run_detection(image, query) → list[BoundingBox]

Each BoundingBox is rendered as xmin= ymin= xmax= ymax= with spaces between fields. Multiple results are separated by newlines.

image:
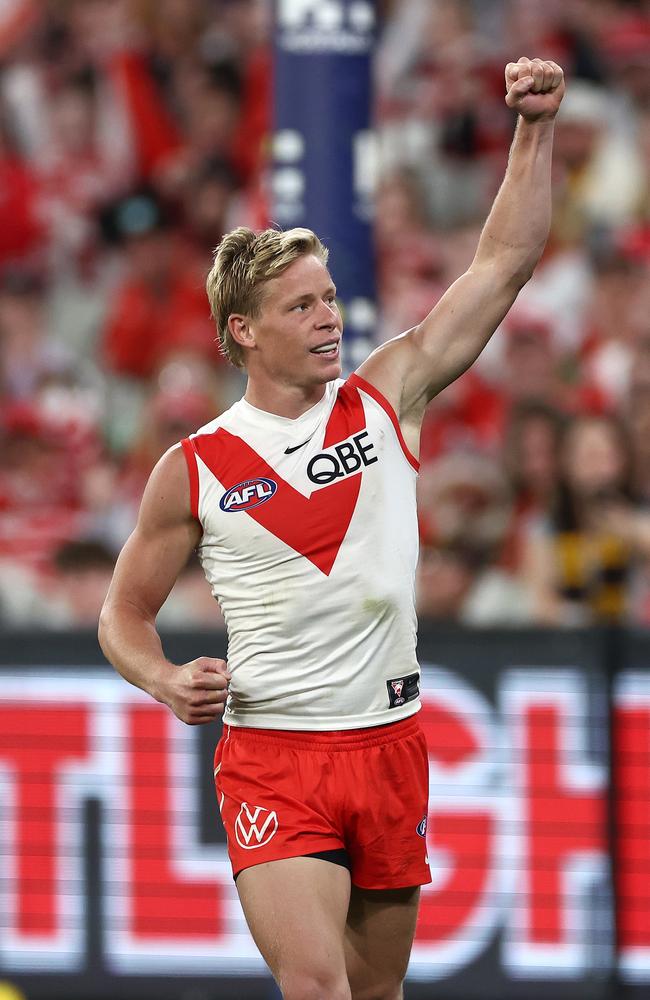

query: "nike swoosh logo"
xmin=284 ymin=438 xmax=312 ymax=455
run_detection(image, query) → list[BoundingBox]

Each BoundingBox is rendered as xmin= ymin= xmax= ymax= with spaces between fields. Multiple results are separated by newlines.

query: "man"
xmin=99 ymin=58 xmax=565 ymax=1000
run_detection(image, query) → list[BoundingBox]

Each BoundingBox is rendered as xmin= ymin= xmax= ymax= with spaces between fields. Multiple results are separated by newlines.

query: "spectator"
xmin=602 ymin=9 xmax=650 ymax=113
xmin=419 ymin=371 xmax=505 ymax=461
xmin=181 ymin=157 xmax=239 ymax=255
xmin=501 ymin=401 xmax=565 ymax=571
xmin=551 ymin=80 xmax=645 ymax=241
xmin=418 ymin=450 xmax=512 ymax=553
xmin=578 ymin=231 xmax=650 ymax=409
xmin=0 ymin=103 xmax=44 ymax=271
xmin=416 ymin=450 xmax=530 ymax=623
xmin=37 ymin=72 xmax=125 ymax=276
xmin=499 ymin=312 xmax=607 ymax=416
xmin=101 ymin=188 xmax=217 ymax=378
xmin=0 ymin=269 xmax=70 ymax=399
xmin=0 ymin=399 xmax=87 ymax=573
xmin=154 ymin=61 xmax=243 ymax=197
xmin=520 ymin=412 xmax=650 ymax=625
xmin=47 ymin=538 xmax=116 ymax=628
xmin=625 ymin=335 xmax=650 ymax=504
xmin=375 ymin=168 xmax=446 ymax=342
xmin=416 ymin=539 xmax=532 ymax=625
xmin=114 ymin=378 xmax=222 ymax=534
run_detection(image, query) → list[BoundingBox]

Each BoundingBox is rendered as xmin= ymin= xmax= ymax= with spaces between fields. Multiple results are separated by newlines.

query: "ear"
xmin=227 ymin=314 xmax=256 ymax=354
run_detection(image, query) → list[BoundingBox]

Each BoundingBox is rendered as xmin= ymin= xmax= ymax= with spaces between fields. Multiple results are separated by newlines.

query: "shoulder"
xmin=354 ymin=330 xmax=418 ymax=417
xmin=352 ymin=332 xmax=423 ymax=458
xmin=137 ymin=444 xmax=195 ymax=533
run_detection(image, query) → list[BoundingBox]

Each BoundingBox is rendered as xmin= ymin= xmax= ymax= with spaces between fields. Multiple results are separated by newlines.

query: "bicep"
xmin=358 ymin=263 xmax=520 ymax=422
xmin=103 ymin=447 xmax=202 ymax=621
xmin=404 ymin=264 xmax=519 ymax=405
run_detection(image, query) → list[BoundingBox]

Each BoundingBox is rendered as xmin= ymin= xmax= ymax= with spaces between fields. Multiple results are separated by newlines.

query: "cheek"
xmin=267 ymin=330 xmax=305 ymax=370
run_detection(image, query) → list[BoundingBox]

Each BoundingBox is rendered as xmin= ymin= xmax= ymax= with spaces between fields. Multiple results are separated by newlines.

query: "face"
xmin=505 ymin=334 xmax=554 ymax=401
xmin=562 ymin=418 xmax=627 ymax=498
xmin=416 ymin=546 xmax=472 ymax=619
xmin=236 ymin=254 xmax=343 ymax=388
xmin=126 ymin=231 xmax=173 ymax=283
xmin=61 ymin=567 xmax=114 ymax=626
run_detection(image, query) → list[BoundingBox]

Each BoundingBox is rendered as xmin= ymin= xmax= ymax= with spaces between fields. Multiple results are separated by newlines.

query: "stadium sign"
xmin=0 ymin=626 xmax=648 ymax=998
xmin=276 ymin=0 xmax=375 ymax=55
xmin=273 ymin=0 xmax=377 ymax=372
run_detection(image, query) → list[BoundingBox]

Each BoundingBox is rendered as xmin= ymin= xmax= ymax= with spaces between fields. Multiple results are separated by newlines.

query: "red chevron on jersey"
xmin=192 ymin=381 xmax=366 ymax=575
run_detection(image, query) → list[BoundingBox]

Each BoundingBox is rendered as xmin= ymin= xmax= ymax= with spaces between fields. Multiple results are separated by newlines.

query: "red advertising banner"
xmin=614 ymin=671 xmax=650 ymax=985
xmin=0 ymin=626 xmax=647 ymax=998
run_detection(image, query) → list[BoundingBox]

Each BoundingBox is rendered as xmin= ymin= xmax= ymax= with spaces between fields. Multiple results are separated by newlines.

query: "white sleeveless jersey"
xmin=181 ymin=372 xmax=421 ymax=731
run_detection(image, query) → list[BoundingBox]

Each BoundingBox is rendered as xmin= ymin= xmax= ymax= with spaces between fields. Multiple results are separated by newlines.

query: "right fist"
xmin=162 ymin=656 xmax=230 ymax=726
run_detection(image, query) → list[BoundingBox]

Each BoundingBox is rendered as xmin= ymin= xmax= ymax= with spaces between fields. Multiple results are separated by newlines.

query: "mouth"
xmin=310 ymin=339 xmax=340 ymax=360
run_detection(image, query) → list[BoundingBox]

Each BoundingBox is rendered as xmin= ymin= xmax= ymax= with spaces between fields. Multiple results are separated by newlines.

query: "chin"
xmin=318 ymin=361 xmax=342 ymax=383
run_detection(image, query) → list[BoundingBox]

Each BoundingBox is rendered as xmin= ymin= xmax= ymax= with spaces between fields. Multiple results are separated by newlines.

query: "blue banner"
xmin=273 ymin=0 xmax=378 ymax=370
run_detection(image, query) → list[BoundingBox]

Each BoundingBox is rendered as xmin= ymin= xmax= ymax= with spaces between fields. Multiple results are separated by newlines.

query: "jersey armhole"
xmin=347 ymin=373 xmax=420 ymax=472
xmin=180 ymin=437 xmax=201 ymax=522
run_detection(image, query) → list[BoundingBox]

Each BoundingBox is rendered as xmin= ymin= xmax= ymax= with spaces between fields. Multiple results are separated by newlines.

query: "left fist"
xmin=505 ymin=57 xmax=565 ymax=122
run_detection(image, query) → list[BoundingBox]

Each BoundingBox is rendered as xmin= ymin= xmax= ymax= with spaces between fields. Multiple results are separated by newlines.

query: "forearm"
xmin=98 ymin=601 xmax=176 ymax=705
xmin=474 ymin=116 xmax=555 ymax=284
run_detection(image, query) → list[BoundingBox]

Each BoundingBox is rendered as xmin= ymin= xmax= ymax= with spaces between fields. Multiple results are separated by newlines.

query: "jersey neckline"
xmin=236 ymin=380 xmax=339 ymax=431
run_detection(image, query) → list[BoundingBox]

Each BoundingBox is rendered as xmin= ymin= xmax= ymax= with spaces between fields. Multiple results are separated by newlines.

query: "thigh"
xmin=237 ymin=856 xmax=352 ymax=997
xmin=343 ymin=719 xmax=431 ymax=891
xmin=344 ymin=885 xmax=420 ymax=1000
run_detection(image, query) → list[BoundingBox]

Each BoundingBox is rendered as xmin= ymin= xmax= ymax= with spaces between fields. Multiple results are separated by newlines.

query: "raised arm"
xmin=98 ymin=445 xmax=230 ymax=725
xmin=358 ymin=57 xmax=565 ymax=452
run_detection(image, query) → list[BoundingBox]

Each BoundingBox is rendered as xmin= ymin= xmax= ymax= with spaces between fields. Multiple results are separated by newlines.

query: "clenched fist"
xmin=160 ymin=656 xmax=231 ymax=726
xmin=505 ymin=57 xmax=565 ymax=122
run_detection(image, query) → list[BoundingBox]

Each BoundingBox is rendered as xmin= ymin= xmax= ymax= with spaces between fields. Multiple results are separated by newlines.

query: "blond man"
xmin=100 ymin=58 xmax=565 ymax=1000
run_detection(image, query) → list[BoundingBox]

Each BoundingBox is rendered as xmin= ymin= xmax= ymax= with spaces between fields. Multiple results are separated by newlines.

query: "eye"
xmin=292 ymin=302 xmax=309 ymax=312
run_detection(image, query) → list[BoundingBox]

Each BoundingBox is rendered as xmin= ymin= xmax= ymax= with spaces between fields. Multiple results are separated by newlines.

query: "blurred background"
xmin=1 ymin=0 xmax=650 ymax=998
xmin=0 ymin=0 xmax=649 ymax=631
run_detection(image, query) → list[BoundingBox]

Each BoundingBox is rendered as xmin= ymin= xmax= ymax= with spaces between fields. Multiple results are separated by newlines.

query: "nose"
xmin=316 ymin=299 xmax=338 ymax=328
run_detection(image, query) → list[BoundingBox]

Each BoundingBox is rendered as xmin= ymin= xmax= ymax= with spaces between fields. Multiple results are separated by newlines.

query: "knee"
xmin=280 ymin=968 xmax=351 ymax=1000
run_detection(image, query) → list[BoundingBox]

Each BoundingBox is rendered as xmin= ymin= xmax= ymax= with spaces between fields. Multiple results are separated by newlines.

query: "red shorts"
xmin=213 ymin=713 xmax=431 ymax=890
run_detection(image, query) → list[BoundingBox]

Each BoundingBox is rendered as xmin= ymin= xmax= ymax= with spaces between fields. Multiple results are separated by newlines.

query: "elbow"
xmin=97 ymin=615 xmax=107 ymax=657
xmin=496 ymin=258 xmax=537 ymax=298
xmin=512 ymin=254 xmax=543 ymax=291
xmin=514 ymin=240 xmax=547 ymax=288
xmin=97 ymin=602 xmax=113 ymax=659
xmin=512 ymin=267 xmax=535 ymax=292
xmin=505 ymin=251 xmax=541 ymax=291
xmin=480 ymin=241 xmax=546 ymax=291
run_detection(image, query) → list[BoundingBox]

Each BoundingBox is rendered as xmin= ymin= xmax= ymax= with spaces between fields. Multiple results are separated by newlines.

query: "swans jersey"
xmin=181 ymin=372 xmax=421 ymax=731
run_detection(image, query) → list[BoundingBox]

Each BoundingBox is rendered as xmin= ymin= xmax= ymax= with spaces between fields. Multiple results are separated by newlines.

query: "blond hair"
xmin=206 ymin=226 xmax=329 ymax=368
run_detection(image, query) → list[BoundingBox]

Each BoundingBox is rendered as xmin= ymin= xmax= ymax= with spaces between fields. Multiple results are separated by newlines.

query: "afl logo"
xmin=220 ymin=478 xmax=277 ymax=512
xmin=416 ymin=816 xmax=428 ymax=837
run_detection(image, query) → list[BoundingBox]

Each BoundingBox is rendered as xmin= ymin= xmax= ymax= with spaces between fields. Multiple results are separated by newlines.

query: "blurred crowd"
xmin=1 ymin=0 xmax=650 ymax=630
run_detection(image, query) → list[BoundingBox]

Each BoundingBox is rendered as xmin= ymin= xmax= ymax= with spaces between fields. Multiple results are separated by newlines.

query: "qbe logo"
xmin=307 ymin=429 xmax=377 ymax=485
xmin=277 ymin=0 xmax=375 ymax=55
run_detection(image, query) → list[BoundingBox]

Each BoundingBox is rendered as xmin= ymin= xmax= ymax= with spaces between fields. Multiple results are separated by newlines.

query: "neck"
xmin=243 ymin=372 xmax=328 ymax=418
